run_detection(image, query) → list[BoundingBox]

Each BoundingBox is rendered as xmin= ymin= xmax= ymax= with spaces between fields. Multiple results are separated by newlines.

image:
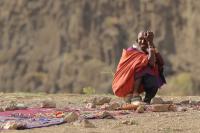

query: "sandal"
xmin=131 ymin=96 xmax=142 ymax=103
xmin=123 ymin=94 xmax=133 ymax=104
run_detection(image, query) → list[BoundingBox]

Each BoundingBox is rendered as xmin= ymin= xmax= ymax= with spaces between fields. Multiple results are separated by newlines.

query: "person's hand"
xmin=146 ymin=31 xmax=154 ymax=48
xmin=146 ymin=31 xmax=154 ymax=42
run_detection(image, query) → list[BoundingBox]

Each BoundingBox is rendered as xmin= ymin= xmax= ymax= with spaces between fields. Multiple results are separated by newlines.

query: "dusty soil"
xmin=1 ymin=93 xmax=200 ymax=133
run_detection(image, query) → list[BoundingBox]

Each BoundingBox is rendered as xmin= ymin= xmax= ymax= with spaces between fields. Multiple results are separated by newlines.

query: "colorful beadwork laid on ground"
xmin=0 ymin=108 xmax=66 ymax=129
xmin=0 ymin=99 xmax=200 ymax=130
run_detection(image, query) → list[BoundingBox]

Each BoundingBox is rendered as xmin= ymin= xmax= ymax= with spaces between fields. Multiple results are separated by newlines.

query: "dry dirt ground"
xmin=0 ymin=93 xmax=200 ymax=133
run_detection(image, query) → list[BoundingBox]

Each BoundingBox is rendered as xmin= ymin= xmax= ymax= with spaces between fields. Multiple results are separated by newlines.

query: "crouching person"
xmin=112 ymin=31 xmax=166 ymax=104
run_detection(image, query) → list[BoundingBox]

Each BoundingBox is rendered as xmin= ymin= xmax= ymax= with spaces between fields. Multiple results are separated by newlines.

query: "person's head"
xmin=136 ymin=31 xmax=148 ymax=52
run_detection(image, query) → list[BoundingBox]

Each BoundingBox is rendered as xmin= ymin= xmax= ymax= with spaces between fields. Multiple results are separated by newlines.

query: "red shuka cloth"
xmin=112 ymin=49 xmax=149 ymax=97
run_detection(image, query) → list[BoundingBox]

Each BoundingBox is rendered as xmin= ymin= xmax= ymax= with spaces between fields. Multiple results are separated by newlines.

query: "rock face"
xmin=0 ymin=0 xmax=199 ymax=93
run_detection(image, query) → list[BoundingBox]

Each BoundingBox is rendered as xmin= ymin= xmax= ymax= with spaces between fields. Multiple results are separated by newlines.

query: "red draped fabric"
xmin=112 ymin=49 xmax=149 ymax=97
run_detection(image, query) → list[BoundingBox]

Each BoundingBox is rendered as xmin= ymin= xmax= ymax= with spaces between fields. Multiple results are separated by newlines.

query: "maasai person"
xmin=112 ymin=31 xmax=166 ymax=104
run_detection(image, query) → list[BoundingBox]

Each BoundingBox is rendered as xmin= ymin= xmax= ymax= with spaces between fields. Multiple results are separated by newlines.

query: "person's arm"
xmin=155 ymin=52 xmax=164 ymax=66
xmin=146 ymin=31 xmax=156 ymax=67
xmin=155 ymin=51 xmax=165 ymax=74
xmin=147 ymin=43 xmax=156 ymax=67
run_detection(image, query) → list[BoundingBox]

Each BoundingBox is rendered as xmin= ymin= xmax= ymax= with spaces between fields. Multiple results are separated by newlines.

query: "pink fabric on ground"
xmin=0 ymin=108 xmax=58 ymax=117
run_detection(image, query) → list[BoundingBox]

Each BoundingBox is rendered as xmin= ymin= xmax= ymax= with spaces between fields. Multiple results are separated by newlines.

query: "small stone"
xmin=120 ymin=103 xmax=138 ymax=110
xmin=100 ymin=102 xmax=121 ymax=110
xmin=99 ymin=111 xmax=114 ymax=119
xmin=93 ymin=97 xmax=112 ymax=105
xmin=63 ymin=112 xmax=79 ymax=123
xmin=100 ymin=103 xmax=109 ymax=110
xmin=164 ymin=101 xmax=173 ymax=104
xmin=0 ymin=107 xmax=4 ymax=112
xmin=121 ymin=120 xmax=129 ymax=124
xmin=131 ymin=101 xmax=143 ymax=106
xmin=121 ymin=120 xmax=138 ymax=125
xmin=189 ymin=100 xmax=199 ymax=105
xmin=85 ymin=103 xmax=96 ymax=109
xmin=136 ymin=105 xmax=145 ymax=113
xmin=197 ymin=101 xmax=200 ymax=105
xmin=40 ymin=100 xmax=56 ymax=108
xmin=3 ymin=121 xmax=26 ymax=129
xmin=176 ymin=106 xmax=187 ymax=112
xmin=16 ymin=103 xmax=28 ymax=110
xmin=151 ymin=104 xmax=171 ymax=112
xmin=83 ymin=100 xmax=88 ymax=103
xmin=81 ymin=119 xmax=96 ymax=128
xmin=168 ymin=104 xmax=177 ymax=111
xmin=151 ymin=97 xmax=164 ymax=104
xmin=180 ymin=100 xmax=189 ymax=105
xmin=3 ymin=103 xmax=18 ymax=111
xmin=109 ymin=102 xmax=121 ymax=110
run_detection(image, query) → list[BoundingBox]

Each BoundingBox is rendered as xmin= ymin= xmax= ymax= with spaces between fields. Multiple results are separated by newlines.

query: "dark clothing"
xmin=142 ymin=74 xmax=159 ymax=103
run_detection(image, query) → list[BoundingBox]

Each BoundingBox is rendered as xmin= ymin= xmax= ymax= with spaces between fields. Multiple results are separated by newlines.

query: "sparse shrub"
xmin=26 ymin=72 xmax=48 ymax=83
xmin=101 ymin=67 xmax=115 ymax=77
xmin=159 ymin=72 xmax=195 ymax=96
xmin=82 ymin=86 xmax=96 ymax=95
xmin=103 ymin=17 xmax=119 ymax=27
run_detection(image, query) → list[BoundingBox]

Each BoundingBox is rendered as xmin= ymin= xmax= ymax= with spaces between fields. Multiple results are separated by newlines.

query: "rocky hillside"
xmin=0 ymin=0 xmax=199 ymax=94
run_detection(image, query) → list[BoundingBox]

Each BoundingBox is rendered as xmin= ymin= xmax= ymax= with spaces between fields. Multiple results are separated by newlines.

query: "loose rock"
xmin=176 ymin=106 xmax=187 ymax=112
xmin=151 ymin=104 xmax=171 ymax=112
xmin=180 ymin=100 xmax=189 ymax=105
xmin=136 ymin=105 xmax=145 ymax=113
xmin=92 ymin=97 xmax=111 ymax=105
xmin=164 ymin=100 xmax=173 ymax=104
xmin=3 ymin=101 xmax=18 ymax=111
xmin=151 ymin=97 xmax=164 ymax=104
xmin=189 ymin=100 xmax=200 ymax=105
xmin=100 ymin=102 xmax=121 ymax=110
xmin=40 ymin=100 xmax=56 ymax=108
xmin=99 ymin=111 xmax=114 ymax=119
xmin=121 ymin=119 xmax=138 ymax=125
xmin=2 ymin=121 xmax=26 ymax=129
xmin=63 ymin=112 xmax=79 ymax=123
xmin=81 ymin=119 xmax=96 ymax=128
xmin=16 ymin=103 xmax=28 ymax=110
xmin=131 ymin=101 xmax=144 ymax=106
xmin=85 ymin=103 xmax=96 ymax=109
xmin=0 ymin=107 xmax=4 ymax=112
